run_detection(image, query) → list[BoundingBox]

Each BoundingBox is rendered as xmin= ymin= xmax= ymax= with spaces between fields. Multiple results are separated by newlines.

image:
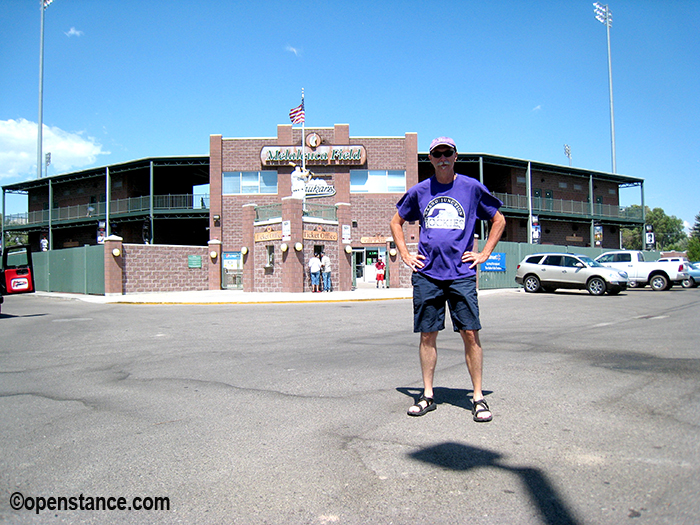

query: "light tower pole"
xmin=593 ymin=2 xmax=616 ymax=173
xmin=37 ymin=0 xmax=54 ymax=179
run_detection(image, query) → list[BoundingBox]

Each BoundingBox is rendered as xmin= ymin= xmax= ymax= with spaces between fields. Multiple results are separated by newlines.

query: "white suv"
xmin=515 ymin=253 xmax=628 ymax=296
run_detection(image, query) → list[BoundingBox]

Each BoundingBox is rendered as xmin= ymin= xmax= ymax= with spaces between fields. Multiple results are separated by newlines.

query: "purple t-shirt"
xmin=396 ymin=174 xmax=502 ymax=280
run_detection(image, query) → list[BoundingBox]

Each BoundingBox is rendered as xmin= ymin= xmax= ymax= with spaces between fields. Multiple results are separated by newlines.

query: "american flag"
xmin=289 ymin=101 xmax=305 ymax=124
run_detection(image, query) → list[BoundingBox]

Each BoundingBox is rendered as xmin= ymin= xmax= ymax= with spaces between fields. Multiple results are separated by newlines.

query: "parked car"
xmin=682 ymin=262 xmax=700 ymax=288
xmin=515 ymin=253 xmax=628 ymax=296
xmin=594 ymin=250 xmax=689 ymax=291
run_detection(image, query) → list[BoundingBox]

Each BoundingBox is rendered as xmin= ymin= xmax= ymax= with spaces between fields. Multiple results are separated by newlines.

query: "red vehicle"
xmin=1 ymin=245 xmax=35 ymax=315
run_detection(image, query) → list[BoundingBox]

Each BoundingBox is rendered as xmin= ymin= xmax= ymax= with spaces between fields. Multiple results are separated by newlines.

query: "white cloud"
xmin=0 ymin=118 xmax=106 ymax=181
xmin=532 ymin=105 xmax=542 ymax=111
xmin=65 ymin=27 xmax=83 ymax=37
xmin=286 ymin=45 xmax=301 ymax=56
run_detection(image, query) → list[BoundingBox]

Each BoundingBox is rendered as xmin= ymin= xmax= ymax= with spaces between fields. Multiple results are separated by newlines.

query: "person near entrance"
xmin=389 ymin=136 xmax=506 ymax=422
xmin=320 ymin=251 xmax=332 ymax=292
xmin=375 ymin=257 xmax=386 ymax=288
xmin=308 ymin=252 xmax=322 ymax=293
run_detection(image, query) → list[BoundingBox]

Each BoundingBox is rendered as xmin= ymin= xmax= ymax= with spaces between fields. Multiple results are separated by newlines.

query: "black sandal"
xmin=407 ymin=395 xmax=436 ymax=417
xmin=471 ymin=398 xmax=492 ymax=422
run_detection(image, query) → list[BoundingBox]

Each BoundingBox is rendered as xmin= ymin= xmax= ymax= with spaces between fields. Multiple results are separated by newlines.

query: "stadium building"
xmin=2 ymin=122 xmax=645 ymax=294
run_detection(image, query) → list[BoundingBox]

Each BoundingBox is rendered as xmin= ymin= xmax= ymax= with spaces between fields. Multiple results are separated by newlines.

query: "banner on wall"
xmin=480 ymin=252 xmax=506 ymax=272
xmin=594 ymin=225 xmax=603 ymax=247
xmin=531 ymin=216 xmax=541 ymax=244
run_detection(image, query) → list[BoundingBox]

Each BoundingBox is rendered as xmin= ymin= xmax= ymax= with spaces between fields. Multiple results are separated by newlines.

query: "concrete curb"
xmin=33 ymin=287 xmax=517 ymax=305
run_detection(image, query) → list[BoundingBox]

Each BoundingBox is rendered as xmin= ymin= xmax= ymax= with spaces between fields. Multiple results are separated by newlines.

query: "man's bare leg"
xmin=460 ymin=329 xmax=492 ymax=421
xmin=407 ymin=331 xmax=438 ymax=414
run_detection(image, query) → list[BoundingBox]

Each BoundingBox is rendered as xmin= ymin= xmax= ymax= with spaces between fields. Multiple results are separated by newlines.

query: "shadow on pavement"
xmin=397 ymin=386 xmax=493 ymax=411
xmin=409 ymin=442 xmax=581 ymax=525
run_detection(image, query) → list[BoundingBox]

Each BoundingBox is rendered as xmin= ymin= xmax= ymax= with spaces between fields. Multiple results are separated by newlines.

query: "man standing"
xmin=320 ymin=251 xmax=332 ymax=292
xmin=390 ymin=137 xmax=506 ymax=422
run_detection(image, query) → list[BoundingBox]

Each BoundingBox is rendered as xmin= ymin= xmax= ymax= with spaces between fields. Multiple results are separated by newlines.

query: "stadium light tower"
xmin=593 ymin=2 xmax=616 ymax=174
xmin=37 ymin=0 xmax=54 ymax=179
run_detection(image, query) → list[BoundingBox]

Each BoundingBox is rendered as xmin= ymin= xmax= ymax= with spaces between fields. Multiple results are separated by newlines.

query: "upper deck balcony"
xmin=3 ymin=194 xmax=210 ymax=230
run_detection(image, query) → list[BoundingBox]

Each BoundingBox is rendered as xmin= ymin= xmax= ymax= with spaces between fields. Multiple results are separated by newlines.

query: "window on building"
xmin=558 ymin=182 xmax=568 ymax=189
xmin=222 ymin=171 xmax=278 ymax=195
xmin=350 ymin=170 xmax=405 ymax=193
xmin=573 ymin=183 xmax=583 ymax=191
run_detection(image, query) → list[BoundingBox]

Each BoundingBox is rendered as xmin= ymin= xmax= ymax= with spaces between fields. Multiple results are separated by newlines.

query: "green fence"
xmin=477 ymin=241 xmax=661 ymax=290
xmin=26 ymin=242 xmax=664 ymax=295
xmin=32 ymin=245 xmax=105 ymax=295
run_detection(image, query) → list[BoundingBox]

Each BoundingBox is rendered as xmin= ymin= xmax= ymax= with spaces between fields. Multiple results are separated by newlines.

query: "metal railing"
xmin=4 ymin=191 xmax=641 ymax=228
xmin=304 ymin=203 xmax=337 ymax=221
xmin=492 ymin=192 xmax=643 ymax=220
xmin=255 ymin=204 xmax=282 ymax=222
xmin=3 ymin=194 xmax=210 ymax=227
xmin=253 ymin=202 xmax=337 ymax=223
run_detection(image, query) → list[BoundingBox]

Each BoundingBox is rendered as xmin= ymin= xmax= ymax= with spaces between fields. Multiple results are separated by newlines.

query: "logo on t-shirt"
xmin=423 ymin=197 xmax=466 ymax=229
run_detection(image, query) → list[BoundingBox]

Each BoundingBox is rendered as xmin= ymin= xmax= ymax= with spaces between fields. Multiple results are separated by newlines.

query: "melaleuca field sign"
xmin=260 ymin=145 xmax=366 ymax=166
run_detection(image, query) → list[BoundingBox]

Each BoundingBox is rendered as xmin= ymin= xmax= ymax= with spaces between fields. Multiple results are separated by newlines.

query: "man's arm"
xmin=390 ymin=212 xmax=425 ymax=271
xmin=461 ymin=211 xmax=506 ymax=268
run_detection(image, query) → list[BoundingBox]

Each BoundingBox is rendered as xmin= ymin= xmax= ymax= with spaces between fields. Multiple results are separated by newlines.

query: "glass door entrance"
xmin=352 ymin=247 xmax=386 ymax=284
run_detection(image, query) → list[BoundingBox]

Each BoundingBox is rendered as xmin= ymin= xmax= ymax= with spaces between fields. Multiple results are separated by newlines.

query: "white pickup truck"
xmin=594 ymin=250 xmax=689 ymax=291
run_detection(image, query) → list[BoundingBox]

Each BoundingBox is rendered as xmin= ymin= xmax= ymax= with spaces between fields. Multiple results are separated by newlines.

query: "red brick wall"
xmin=209 ymin=135 xmax=223 ymax=242
xmin=121 ymin=244 xmax=209 ymax=293
xmin=349 ymin=194 xmax=399 ymax=241
xmin=222 ymin=195 xmax=279 ymax=250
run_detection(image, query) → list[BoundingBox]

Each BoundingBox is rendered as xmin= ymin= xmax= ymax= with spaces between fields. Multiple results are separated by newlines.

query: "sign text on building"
xmin=261 ymin=145 xmax=367 ymax=165
xmin=255 ymin=230 xmax=283 ymax=242
xmin=303 ymin=230 xmax=338 ymax=241
xmin=360 ymin=236 xmax=387 ymax=244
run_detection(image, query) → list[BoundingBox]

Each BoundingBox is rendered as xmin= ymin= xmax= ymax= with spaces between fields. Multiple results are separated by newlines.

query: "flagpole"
xmin=301 ymin=88 xmax=305 ymax=172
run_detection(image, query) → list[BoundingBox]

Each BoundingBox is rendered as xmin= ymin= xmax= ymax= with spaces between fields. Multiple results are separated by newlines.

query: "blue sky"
xmin=2 ymin=0 xmax=699 ymax=230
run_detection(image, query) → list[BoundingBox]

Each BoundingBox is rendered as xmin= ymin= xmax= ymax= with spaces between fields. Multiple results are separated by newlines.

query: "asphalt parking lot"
xmin=1 ymin=287 xmax=699 ymax=524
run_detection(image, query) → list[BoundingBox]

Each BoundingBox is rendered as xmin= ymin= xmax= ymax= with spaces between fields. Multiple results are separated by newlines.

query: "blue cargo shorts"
xmin=412 ymin=272 xmax=481 ymax=333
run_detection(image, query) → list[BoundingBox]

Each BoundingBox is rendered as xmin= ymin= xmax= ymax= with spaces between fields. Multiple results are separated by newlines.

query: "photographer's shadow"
xmin=409 ymin=442 xmax=581 ymax=525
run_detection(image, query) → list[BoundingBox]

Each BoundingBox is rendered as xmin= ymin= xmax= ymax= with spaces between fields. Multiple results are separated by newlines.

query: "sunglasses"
xmin=431 ymin=149 xmax=455 ymax=158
